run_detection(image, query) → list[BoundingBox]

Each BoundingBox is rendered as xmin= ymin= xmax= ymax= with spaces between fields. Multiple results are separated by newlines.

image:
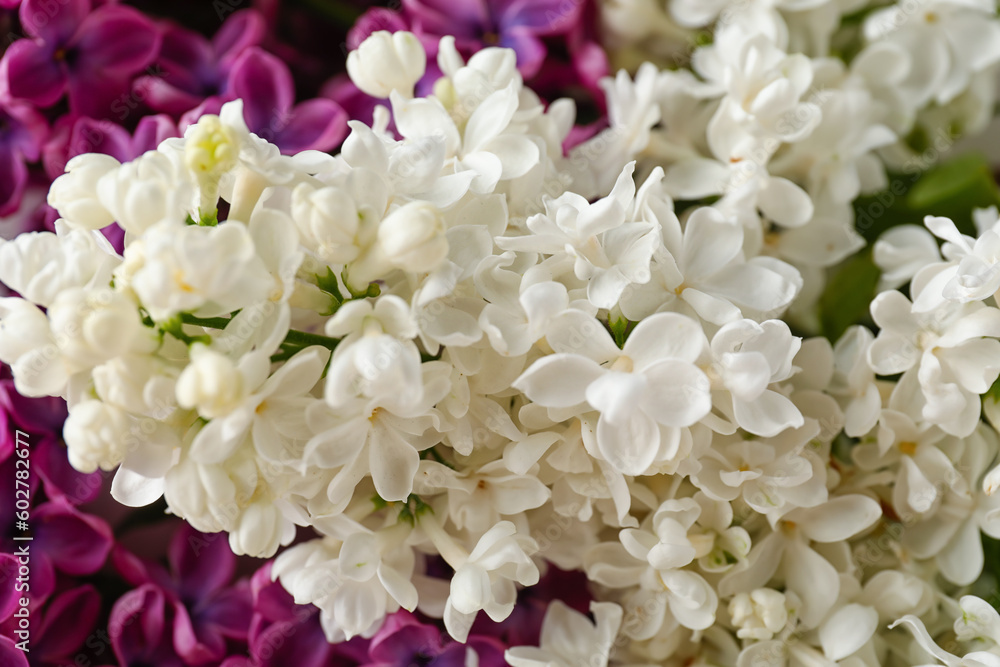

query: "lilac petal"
xmin=33 ymin=436 xmax=102 ymax=505
xmin=197 ymin=581 xmax=253 ymax=639
xmin=133 ymin=74 xmax=207 ymax=117
xmin=31 ymin=552 xmax=56 ymax=601
xmin=229 ymin=47 xmax=294 ymax=134
xmin=65 ymin=71 xmax=134 ymax=119
xmin=0 ymin=554 xmax=19 ymax=622
xmin=111 ymin=544 xmax=173 ymax=590
xmin=169 ymin=525 xmax=235 ymax=599
xmin=213 ymin=9 xmax=266 ymax=64
xmin=35 ymin=585 xmax=100 ymax=660
xmin=465 ymin=636 xmax=508 ymax=667
xmin=72 ymin=5 xmax=160 ymax=75
xmin=347 ymin=8 xmax=409 ymax=50
xmin=499 ymin=28 xmax=547 ymax=78
xmin=572 ymin=40 xmax=610 ymax=92
xmin=2 ymin=101 xmax=48 ymax=161
xmin=252 ymin=617 xmax=335 ymax=667
xmin=68 ymin=117 xmax=131 ymax=160
xmin=110 ymin=585 xmax=168 ymax=665
xmin=0 ymin=379 xmax=65 ymax=433
xmin=1 ymin=39 xmax=67 ymax=107
xmin=432 ymin=644 xmax=472 ymax=667
xmin=19 ymin=0 xmax=88 ymax=43
xmin=220 ymin=658 xmax=253 ymax=667
xmin=402 ymin=0 xmax=487 ymax=38
xmin=500 ymin=0 xmax=583 ymax=35
xmin=34 ymin=499 xmax=112 ymax=576
xmin=0 ymin=636 xmax=29 ymax=667
xmin=0 ymin=140 xmax=29 ymax=217
xmin=131 ymin=114 xmax=180 ymax=155
xmin=321 ymin=75 xmax=381 ymax=127
xmin=368 ymin=612 xmax=443 ymax=663
xmin=250 ymin=563 xmax=300 ymax=623
xmin=173 ymin=599 xmax=227 ymax=664
xmin=273 ymin=99 xmax=348 ymax=154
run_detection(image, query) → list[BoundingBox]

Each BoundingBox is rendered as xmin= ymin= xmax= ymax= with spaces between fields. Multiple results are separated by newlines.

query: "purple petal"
xmin=65 ymin=71 xmax=134 ymax=119
xmin=18 ymin=0 xmax=88 ymax=43
xmin=172 ymin=599 xmax=227 ymax=664
xmin=228 ymin=47 xmax=294 ymax=135
xmin=111 ymin=585 xmax=169 ymax=666
xmin=250 ymin=563 xmax=299 ymax=623
xmin=251 ymin=617 xmax=335 ymax=667
xmin=273 ymin=99 xmax=348 ymax=154
xmin=0 ymin=379 xmax=66 ymax=433
xmin=368 ymin=614 xmax=443 ymax=663
xmin=0 ymin=636 xmax=29 ymax=667
xmin=67 ymin=117 xmax=133 ymax=165
xmin=31 ymin=552 xmax=56 ymax=601
xmin=33 ymin=436 xmax=102 ymax=505
xmin=500 ymin=0 xmax=583 ymax=35
xmin=196 ymin=581 xmax=253 ymax=639
xmin=1 ymin=101 xmax=48 ymax=161
xmin=130 ymin=114 xmax=180 ymax=155
xmin=0 ymin=141 xmax=29 ymax=217
xmin=0 ymin=554 xmax=20 ymax=622
xmin=465 ymin=636 xmax=508 ymax=667
xmin=72 ymin=5 xmax=160 ymax=75
xmin=499 ymin=28 xmax=547 ymax=78
xmin=347 ymin=8 xmax=410 ymax=50
xmin=213 ymin=9 xmax=266 ymax=64
xmin=33 ymin=499 xmax=112 ymax=576
xmin=132 ymin=75 xmax=207 ymax=117
xmin=35 ymin=585 xmax=100 ymax=660
xmin=402 ymin=0 xmax=487 ymax=38
xmin=1 ymin=39 xmax=67 ymax=107
xmin=169 ymin=524 xmax=235 ymax=599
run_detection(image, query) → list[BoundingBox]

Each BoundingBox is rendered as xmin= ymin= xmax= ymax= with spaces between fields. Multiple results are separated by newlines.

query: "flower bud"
xmin=64 ymin=400 xmax=130 ymax=473
xmin=377 ymin=201 xmax=449 ymax=273
xmin=48 ymin=287 xmax=145 ymax=369
xmin=97 ymin=150 xmax=195 ymax=235
xmin=347 ymin=30 xmax=426 ymax=99
xmin=175 ymin=344 xmax=245 ymax=419
xmin=291 ymin=182 xmax=362 ymax=264
xmin=729 ymin=588 xmax=789 ymax=640
xmin=229 ymin=500 xmax=291 ymax=558
xmin=48 ymin=154 xmax=120 ymax=230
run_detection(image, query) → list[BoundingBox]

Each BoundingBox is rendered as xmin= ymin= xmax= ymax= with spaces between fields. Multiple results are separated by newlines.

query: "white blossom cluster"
xmin=2 ymin=1 xmax=1000 ymax=663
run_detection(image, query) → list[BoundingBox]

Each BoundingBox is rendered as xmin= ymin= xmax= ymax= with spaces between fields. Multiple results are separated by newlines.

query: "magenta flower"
xmin=42 ymin=113 xmax=179 ymax=180
xmin=0 ymin=374 xmax=101 ymax=504
xmin=2 ymin=585 xmax=102 ymax=666
xmin=0 ymin=100 xmax=46 ymax=216
xmin=363 ymin=611 xmax=507 ymax=667
xmin=1 ymin=0 xmax=161 ymax=118
xmin=135 ymin=9 xmax=265 ymax=117
xmin=112 ymin=524 xmax=253 ymax=665
xmin=181 ymin=47 xmax=348 ymax=155
xmin=109 ymin=584 xmax=187 ymax=667
xmin=0 ymin=493 xmax=112 ymax=600
xmin=242 ymin=562 xmax=369 ymax=667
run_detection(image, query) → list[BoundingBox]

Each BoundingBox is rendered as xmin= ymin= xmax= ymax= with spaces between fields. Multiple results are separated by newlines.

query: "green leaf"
xmin=906 ymin=152 xmax=1000 ymax=231
xmin=609 ymin=315 xmax=630 ymax=349
xmin=819 ymin=249 xmax=881 ymax=342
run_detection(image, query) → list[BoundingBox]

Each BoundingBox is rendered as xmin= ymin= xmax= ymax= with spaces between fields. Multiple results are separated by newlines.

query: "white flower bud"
xmin=291 ymin=182 xmax=362 ymax=264
xmin=47 ymin=154 xmax=120 ymax=230
xmin=64 ymin=400 xmax=130 ymax=473
xmin=48 ymin=287 xmax=146 ymax=370
xmin=729 ymin=588 xmax=789 ymax=640
xmin=97 ymin=150 xmax=195 ymax=235
xmin=93 ymin=354 xmax=178 ymax=419
xmin=175 ymin=344 xmax=245 ymax=419
xmin=377 ymin=201 xmax=448 ymax=273
xmin=229 ymin=500 xmax=291 ymax=558
xmin=347 ymin=30 xmax=426 ymax=99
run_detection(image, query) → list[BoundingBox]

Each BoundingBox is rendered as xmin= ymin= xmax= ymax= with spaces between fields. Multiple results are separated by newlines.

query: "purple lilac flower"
xmin=363 ymin=610 xmax=507 ymax=667
xmin=181 ymin=46 xmax=348 ymax=154
xmin=238 ymin=561 xmax=369 ymax=667
xmin=135 ymin=9 xmax=266 ymax=117
xmin=0 ymin=100 xmax=46 ymax=216
xmin=112 ymin=524 xmax=253 ymax=665
xmin=9 ymin=585 xmax=102 ymax=666
xmin=1 ymin=0 xmax=161 ymax=118
xmin=109 ymin=584 xmax=187 ymax=667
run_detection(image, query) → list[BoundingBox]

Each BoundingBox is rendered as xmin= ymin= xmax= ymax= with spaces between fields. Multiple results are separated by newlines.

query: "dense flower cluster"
xmin=3 ymin=0 xmax=1000 ymax=665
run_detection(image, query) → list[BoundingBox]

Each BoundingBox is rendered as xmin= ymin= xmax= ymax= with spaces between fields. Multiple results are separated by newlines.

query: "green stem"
xmin=181 ymin=313 xmax=235 ymax=329
xmin=282 ymin=329 xmax=342 ymax=351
